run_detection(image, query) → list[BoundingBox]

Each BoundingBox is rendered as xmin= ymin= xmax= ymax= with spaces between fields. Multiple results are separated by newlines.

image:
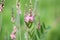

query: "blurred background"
xmin=0 ymin=0 xmax=60 ymax=40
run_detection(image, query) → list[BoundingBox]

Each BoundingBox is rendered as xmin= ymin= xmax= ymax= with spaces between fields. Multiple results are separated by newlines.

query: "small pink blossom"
xmin=10 ymin=26 xmax=17 ymax=40
xmin=25 ymin=14 xmax=30 ymax=22
xmin=10 ymin=33 xmax=16 ymax=40
xmin=29 ymin=15 xmax=34 ymax=22
xmin=24 ymin=13 xmax=34 ymax=23
xmin=0 ymin=4 xmax=2 ymax=12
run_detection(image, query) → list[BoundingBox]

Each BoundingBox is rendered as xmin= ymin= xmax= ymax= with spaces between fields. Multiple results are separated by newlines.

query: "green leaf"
xmin=40 ymin=25 xmax=44 ymax=33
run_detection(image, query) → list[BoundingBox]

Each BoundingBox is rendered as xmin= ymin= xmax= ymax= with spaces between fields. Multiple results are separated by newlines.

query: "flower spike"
xmin=11 ymin=8 xmax=15 ymax=23
xmin=0 ymin=0 xmax=5 ymax=12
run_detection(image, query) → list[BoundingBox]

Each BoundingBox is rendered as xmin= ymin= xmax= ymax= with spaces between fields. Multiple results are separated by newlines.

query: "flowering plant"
xmin=24 ymin=13 xmax=34 ymax=28
xmin=10 ymin=26 xmax=17 ymax=40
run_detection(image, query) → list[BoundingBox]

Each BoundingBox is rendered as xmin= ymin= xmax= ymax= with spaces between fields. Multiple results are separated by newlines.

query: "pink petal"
xmin=10 ymin=34 xmax=16 ymax=39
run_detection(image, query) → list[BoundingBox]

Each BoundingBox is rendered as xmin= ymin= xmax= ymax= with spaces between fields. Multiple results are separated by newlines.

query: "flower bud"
xmin=11 ymin=17 xmax=15 ymax=23
xmin=0 ymin=4 xmax=2 ymax=12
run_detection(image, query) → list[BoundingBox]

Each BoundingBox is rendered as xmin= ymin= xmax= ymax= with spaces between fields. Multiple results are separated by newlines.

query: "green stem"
xmin=15 ymin=13 xmax=21 ymax=40
xmin=0 ymin=13 xmax=2 ymax=32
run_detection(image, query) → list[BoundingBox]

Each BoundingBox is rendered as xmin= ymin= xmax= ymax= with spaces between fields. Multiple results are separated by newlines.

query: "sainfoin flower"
xmin=24 ymin=13 xmax=34 ymax=23
xmin=10 ymin=25 xmax=17 ymax=40
xmin=10 ymin=33 xmax=16 ymax=40
xmin=13 ymin=26 xmax=17 ymax=33
xmin=11 ymin=17 xmax=15 ymax=23
xmin=16 ymin=2 xmax=21 ymax=15
xmin=0 ymin=4 xmax=2 ymax=12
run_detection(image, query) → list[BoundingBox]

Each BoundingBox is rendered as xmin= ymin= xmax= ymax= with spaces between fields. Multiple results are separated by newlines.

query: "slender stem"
xmin=0 ymin=13 xmax=2 ymax=32
xmin=15 ymin=13 xmax=21 ymax=40
xmin=33 ymin=0 xmax=38 ymax=12
xmin=16 ymin=0 xmax=21 ymax=39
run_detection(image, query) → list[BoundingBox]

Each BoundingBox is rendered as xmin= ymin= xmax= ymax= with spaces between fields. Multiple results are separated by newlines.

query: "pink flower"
xmin=10 ymin=26 xmax=17 ymax=40
xmin=25 ymin=14 xmax=30 ymax=22
xmin=0 ymin=4 xmax=2 ymax=12
xmin=10 ymin=33 xmax=16 ymax=40
xmin=25 ymin=13 xmax=34 ymax=23
xmin=29 ymin=15 xmax=34 ymax=22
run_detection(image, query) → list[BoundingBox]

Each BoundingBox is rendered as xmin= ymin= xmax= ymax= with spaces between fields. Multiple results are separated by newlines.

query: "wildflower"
xmin=0 ymin=0 xmax=5 ymax=12
xmin=11 ymin=17 xmax=15 ymax=23
xmin=25 ymin=13 xmax=30 ymax=23
xmin=16 ymin=2 xmax=20 ymax=9
xmin=13 ymin=25 xmax=17 ymax=33
xmin=11 ymin=8 xmax=15 ymax=23
xmin=29 ymin=13 xmax=34 ymax=22
xmin=0 ymin=4 xmax=2 ymax=12
xmin=24 ymin=13 xmax=34 ymax=28
xmin=25 ymin=13 xmax=34 ymax=23
xmin=10 ymin=33 xmax=16 ymax=40
xmin=10 ymin=25 xmax=17 ymax=40
xmin=16 ymin=1 xmax=21 ymax=15
xmin=24 ymin=0 xmax=34 ymax=28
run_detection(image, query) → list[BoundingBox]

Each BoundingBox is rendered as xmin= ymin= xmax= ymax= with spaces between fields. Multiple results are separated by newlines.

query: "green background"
xmin=0 ymin=0 xmax=60 ymax=40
